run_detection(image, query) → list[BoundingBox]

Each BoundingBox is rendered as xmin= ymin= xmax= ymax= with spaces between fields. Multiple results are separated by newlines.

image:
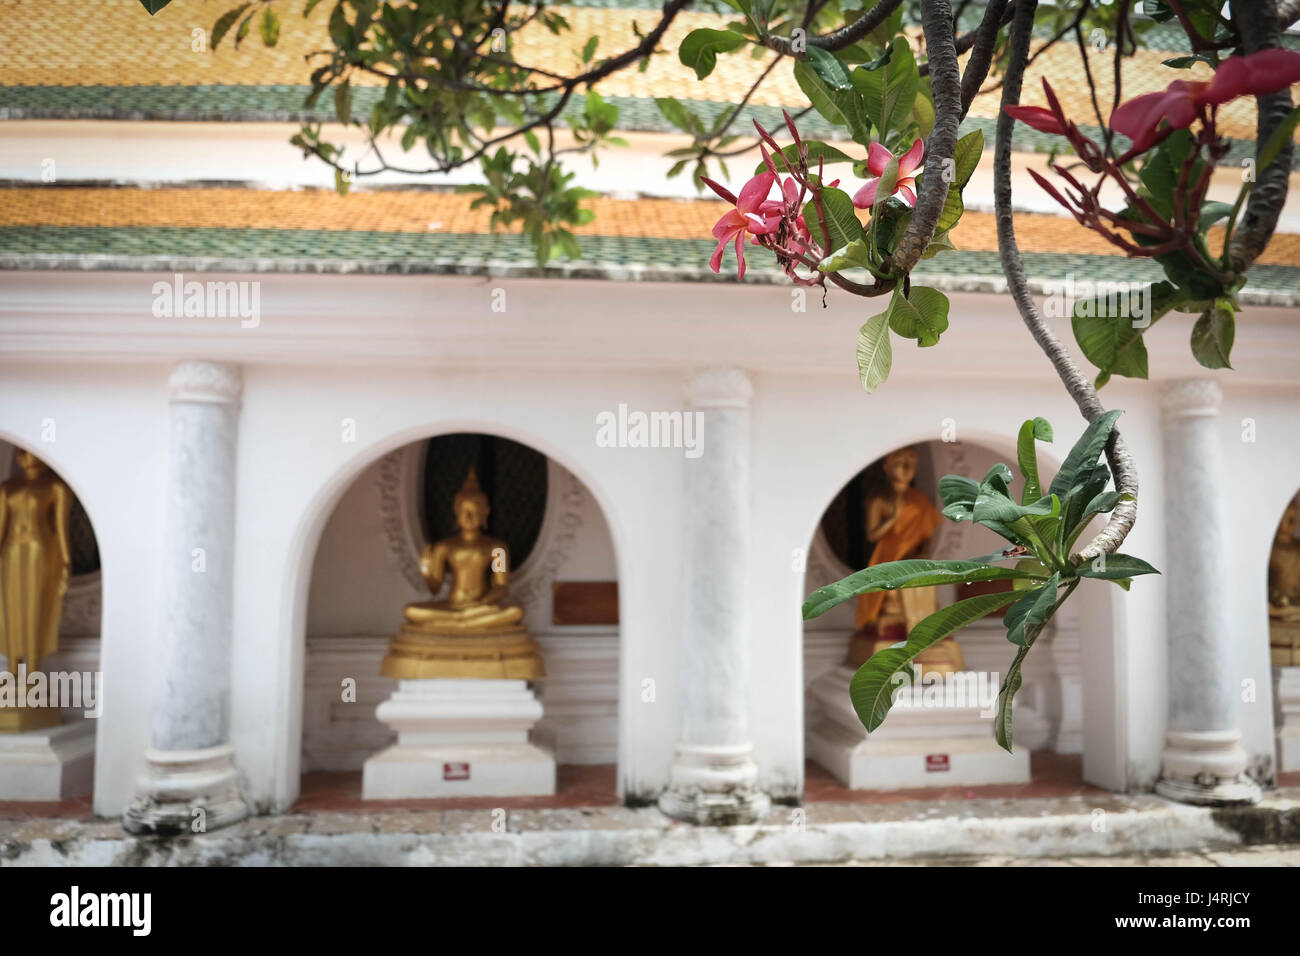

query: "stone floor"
xmin=4 ymin=785 xmax=1298 ymax=866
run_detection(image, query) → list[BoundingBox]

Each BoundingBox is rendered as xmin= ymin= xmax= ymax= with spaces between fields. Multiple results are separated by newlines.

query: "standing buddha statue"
xmin=846 ymin=446 xmax=965 ymax=674
xmin=0 ymin=450 xmax=72 ymax=732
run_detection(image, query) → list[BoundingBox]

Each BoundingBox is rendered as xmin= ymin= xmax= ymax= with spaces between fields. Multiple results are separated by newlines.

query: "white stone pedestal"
xmin=806 ymin=666 xmax=1030 ymax=789
xmin=0 ymin=718 xmax=95 ymax=801
xmin=363 ymin=679 xmax=555 ymax=799
xmin=1275 ymin=667 xmax=1300 ymax=773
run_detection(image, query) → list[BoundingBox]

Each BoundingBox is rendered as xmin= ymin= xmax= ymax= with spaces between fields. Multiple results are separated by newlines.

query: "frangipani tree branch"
xmin=882 ymin=0 xmax=963 ymax=275
xmin=994 ymin=0 xmax=1138 ymax=562
xmin=1228 ymin=0 xmax=1295 ymax=271
xmin=762 ymin=0 xmax=903 ymax=55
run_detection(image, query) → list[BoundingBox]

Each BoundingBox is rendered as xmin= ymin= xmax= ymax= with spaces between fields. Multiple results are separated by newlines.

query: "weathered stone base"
xmin=6 ymin=790 xmax=1300 ymax=866
xmin=122 ymin=744 xmax=248 ymax=837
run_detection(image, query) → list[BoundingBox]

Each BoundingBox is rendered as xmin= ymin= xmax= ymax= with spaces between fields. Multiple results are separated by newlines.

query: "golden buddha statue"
xmin=846 ymin=447 xmax=965 ymax=674
xmin=1269 ymin=496 xmax=1300 ymax=667
xmin=381 ymin=468 xmax=544 ymax=680
xmin=0 ymin=450 xmax=72 ymax=732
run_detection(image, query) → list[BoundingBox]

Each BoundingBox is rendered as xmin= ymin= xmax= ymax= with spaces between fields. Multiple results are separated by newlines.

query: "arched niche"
xmin=1267 ymin=491 xmax=1300 ymax=777
xmin=801 ymin=437 xmax=1086 ymax=792
xmin=0 ymin=437 xmax=102 ymax=803
xmin=297 ymin=429 xmax=621 ymax=802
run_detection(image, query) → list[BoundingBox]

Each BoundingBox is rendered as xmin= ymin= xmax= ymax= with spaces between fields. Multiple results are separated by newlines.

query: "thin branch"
xmin=762 ymin=0 xmax=903 ymax=54
xmin=959 ymin=0 xmax=1011 ymax=115
xmin=994 ymin=0 xmax=1138 ymax=562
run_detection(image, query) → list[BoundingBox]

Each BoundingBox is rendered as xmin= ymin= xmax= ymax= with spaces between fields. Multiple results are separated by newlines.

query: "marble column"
xmin=659 ymin=367 xmax=770 ymax=825
xmin=124 ymin=361 xmax=249 ymax=835
xmin=1155 ymin=379 xmax=1260 ymax=805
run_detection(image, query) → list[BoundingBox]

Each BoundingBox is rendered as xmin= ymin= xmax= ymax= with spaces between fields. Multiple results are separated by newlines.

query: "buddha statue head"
xmin=13 ymin=448 xmax=48 ymax=480
xmin=452 ymin=468 xmax=490 ymax=535
xmin=881 ymin=447 xmax=919 ymax=493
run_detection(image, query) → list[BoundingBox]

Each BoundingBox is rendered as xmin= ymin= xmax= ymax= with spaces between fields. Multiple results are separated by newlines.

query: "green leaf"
xmin=994 ymin=644 xmax=1030 ymax=752
xmin=755 ymin=142 xmax=855 ymax=176
xmin=211 ymin=3 xmax=252 ymax=50
xmin=259 ymin=6 xmax=281 ymax=46
xmin=655 ymin=97 xmax=692 ymax=132
xmin=850 ymin=589 xmax=1025 ymax=731
xmin=1004 ymin=573 xmax=1061 ymax=646
xmin=856 ymin=311 xmax=892 ymax=395
xmin=851 ymin=36 xmax=917 ymax=141
xmin=887 ymin=286 xmax=949 ymax=347
xmin=236 ymin=10 xmax=253 ymax=45
xmin=819 ymin=239 xmax=872 ymax=272
xmin=934 ymin=186 xmax=964 ymax=233
xmin=1190 ymin=299 xmax=1235 ymax=370
xmin=803 ymin=559 xmax=1048 ymax=620
xmin=804 ymin=187 xmax=864 ymax=253
xmin=1016 ymin=417 xmax=1054 ymax=504
xmin=1049 ymin=410 xmax=1123 ymax=500
xmin=1076 ymin=553 xmax=1160 ymax=580
xmin=950 ymin=128 xmax=984 ymax=190
xmin=1258 ymin=103 xmax=1300 ymax=175
xmin=581 ymin=35 xmax=599 ymax=63
xmin=973 ymin=492 xmax=1060 ymax=526
xmin=1070 ymin=280 xmax=1183 ymax=385
xmin=937 ymin=474 xmax=979 ymax=511
xmin=795 ymin=61 xmax=872 ymax=143
xmin=138 ymin=0 xmax=172 ymax=13
xmin=335 ymin=79 xmax=353 ymax=124
xmin=678 ymin=28 xmax=747 ymax=80
xmin=806 ymin=46 xmax=853 ymax=91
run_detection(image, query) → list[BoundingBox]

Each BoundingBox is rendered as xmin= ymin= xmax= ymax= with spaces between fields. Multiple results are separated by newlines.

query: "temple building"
xmin=1 ymin=0 xmax=1299 ymax=862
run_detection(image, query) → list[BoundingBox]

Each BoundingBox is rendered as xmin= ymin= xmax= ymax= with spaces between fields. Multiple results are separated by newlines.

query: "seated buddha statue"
xmin=1269 ymin=497 xmax=1300 ymax=666
xmin=846 ymin=446 xmax=965 ymax=674
xmin=404 ymin=468 xmax=524 ymax=632
xmin=383 ymin=468 xmax=543 ymax=680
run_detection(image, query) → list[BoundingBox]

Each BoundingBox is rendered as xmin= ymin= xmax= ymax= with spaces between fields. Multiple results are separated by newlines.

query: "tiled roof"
xmin=0 ymin=0 xmax=1292 ymax=158
xmin=2 ymin=185 xmax=1297 ymax=302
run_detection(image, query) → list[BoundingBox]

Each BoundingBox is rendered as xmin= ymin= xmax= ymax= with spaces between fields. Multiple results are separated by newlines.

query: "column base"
xmin=1155 ymin=729 xmax=1261 ymax=806
xmin=362 ymin=679 xmax=555 ymax=799
xmin=122 ymin=743 xmax=248 ymax=836
xmin=0 ymin=717 xmax=95 ymax=801
xmin=658 ymin=742 xmax=770 ymax=826
xmin=1275 ymin=666 xmax=1300 ymax=773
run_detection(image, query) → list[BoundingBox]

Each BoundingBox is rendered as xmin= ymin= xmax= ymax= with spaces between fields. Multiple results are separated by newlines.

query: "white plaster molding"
xmin=168 ymin=359 xmax=243 ymax=405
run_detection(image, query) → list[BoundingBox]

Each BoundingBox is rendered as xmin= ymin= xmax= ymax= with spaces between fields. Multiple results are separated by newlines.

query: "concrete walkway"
xmin=4 ymin=788 xmax=1300 ymax=866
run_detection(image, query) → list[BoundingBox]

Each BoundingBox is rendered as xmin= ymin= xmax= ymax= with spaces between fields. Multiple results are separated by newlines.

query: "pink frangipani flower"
xmin=701 ymin=172 xmax=781 ymax=278
xmin=1110 ymin=48 xmax=1300 ymax=158
xmin=852 ymin=139 xmax=924 ymax=209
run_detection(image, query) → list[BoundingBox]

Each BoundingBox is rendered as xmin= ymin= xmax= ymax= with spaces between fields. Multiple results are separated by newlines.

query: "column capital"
xmin=687 ymin=367 xmax=752 ymax=409
xmin=169 ymin=360 xmax=243 ymax=405
xmin=1160 ymin=378 xmax=1221 ymax=418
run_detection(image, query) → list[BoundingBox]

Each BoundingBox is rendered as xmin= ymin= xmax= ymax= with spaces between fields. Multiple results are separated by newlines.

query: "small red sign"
xmin=925 ymin=754 xmax=950 ymax=772
xmin=443 ymin=762 xmax=471 ymax=781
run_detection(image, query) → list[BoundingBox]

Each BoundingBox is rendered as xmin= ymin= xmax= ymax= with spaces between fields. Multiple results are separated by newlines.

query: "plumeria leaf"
xmin=887 ymin=285 xmax=949 ymax=347
xmin=678 ymin=28 xmax=747 ymax=80
xmin=1075 ymin=553 xmax=1160 ymax=580
xmin=819 ymin=239 xmax=873 ymax=272
xmin=1190 ymin=299 xmax=1235 ymax=370
xmin=804 ymin=187 xmax=865 ymax=253
xmin=1016 ymin=417 xmax=1054 ymax=504
xmin=806 ymin=46 xmax=854 ymax=91
xmin=756 ymin=142 xmax=855 ymax=175
xmin=856 ymin=311 xmax=892 ymax=395
xmin=1049 ymin=409 xmax=1122 ymax=500
xmin=803 ymin=558 xmax=1048 ymax=620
